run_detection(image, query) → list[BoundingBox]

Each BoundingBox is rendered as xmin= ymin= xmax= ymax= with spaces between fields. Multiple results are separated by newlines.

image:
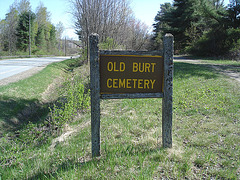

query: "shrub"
xmin=226 ymin=29 xmax=240 ymax=60
xmin=49 ymin=75 xmax=90 ymax=129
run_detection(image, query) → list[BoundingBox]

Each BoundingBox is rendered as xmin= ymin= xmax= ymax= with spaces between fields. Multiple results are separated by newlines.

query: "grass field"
xmin=0 ymin=59 xmax=239 ymax=179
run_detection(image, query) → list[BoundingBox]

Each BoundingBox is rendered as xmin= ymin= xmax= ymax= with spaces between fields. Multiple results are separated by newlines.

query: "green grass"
xmin=0 ymin=60 xmax=239 ymax=179
xmin=0 ymin=58 xmax=83 ymax=135
xmin=201 ymin=58 xmax=240 ymax=65
xmin=201 ymin=59 xmax=240 ymax=73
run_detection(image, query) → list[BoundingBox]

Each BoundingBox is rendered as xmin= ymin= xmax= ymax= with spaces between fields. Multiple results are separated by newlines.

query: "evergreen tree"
xmin=227 ymin=0 xmax=240 ymax=28
xmin=0 ymin=0 xmax=59 ymax=55
xmin=152 ymin=3 xmax=174 ymax=50
xmin=153 ymin=0 xmax=240 ymax=57
xmin=153 ymin=0 xmax=202 ymax=52
xmin=171 ymin=0 xmax=202 ymax=51
xmin=49 ymin=24 xmax=57 ymax=52
xmin=35 ymin=26 xmax=46 ymax=51
xmin=16 ymin=11 xmax=36 ymax=52
xmin=35 ymin=2 xmax=54 ymax=53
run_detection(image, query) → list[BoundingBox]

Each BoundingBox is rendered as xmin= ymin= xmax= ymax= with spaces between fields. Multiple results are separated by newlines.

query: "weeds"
xmin=0 ymin=60 xmax=239 ymax=179
xmin=0 ymin=58 xmax=91 ymax=179
xmin=49 ymin=75 xmax=90 ymax=130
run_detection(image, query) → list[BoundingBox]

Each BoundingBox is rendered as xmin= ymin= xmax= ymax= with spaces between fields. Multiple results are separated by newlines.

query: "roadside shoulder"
xmin=0 ymin=67 xmax=45 ymax=86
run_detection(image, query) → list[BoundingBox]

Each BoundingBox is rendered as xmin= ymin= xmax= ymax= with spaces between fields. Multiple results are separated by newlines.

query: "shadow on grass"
xmin=174 ymin=62 xmax=220 ymax=80
xmin=0 ymin=62 xmax=217 ymax=136
xmin=212 ymin=64 xmax=240 ymax=72
xmin=0 ymin=96 xmax=49 ymax=135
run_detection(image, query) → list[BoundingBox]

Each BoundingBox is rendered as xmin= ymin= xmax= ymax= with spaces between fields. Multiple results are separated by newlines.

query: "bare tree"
xmin=70 ymin=0 xmax=151 ymax=58
xmin=71 ymin=0 xmax=132 ymax=46
xmin=0 ymin=19 xmax=5 ymax=52
xmin=35 ymin=2 xmax=51 ymax=28
xmin=2 ymin=5 xmax=19 ymax=55
xmin=15 ymin=0 xmax=31 ymax=14
xmin=125 ymin=19 xmax=150 ymax=50
xmin=56 ymin=22 xmax=65 ymax=52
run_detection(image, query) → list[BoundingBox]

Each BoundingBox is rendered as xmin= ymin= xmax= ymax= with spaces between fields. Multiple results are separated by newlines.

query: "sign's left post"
xmin=89 ymin=34 xmax=101 ymax=157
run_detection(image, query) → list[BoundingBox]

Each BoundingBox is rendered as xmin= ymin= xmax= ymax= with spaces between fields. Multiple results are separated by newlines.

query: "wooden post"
xmin=89 ymin=34 xmax=101 ymax=157
xmin=162 ymin=34 xmax=174 ymax=148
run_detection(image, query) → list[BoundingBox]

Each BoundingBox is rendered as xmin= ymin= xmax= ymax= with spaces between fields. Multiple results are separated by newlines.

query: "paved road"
xmin=0 ymin=56 xmax=72 ymax=81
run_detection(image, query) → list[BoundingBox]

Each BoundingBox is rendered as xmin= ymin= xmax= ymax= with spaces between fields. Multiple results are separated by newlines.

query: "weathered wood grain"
xmin=101 ymin=93 xmax=163 ymax=99
xmin=162 ymin=34 xmax=174 ymax=148
xmin=89 ymin=34 xmax=101 ymax=157
xmin=100 ymin=50 xmax=163 ymax=56
xmin=89 ymin=33 xmax=174 ymax=157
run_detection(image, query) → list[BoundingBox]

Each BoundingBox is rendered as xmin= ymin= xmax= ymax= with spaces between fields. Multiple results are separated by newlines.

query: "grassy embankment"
xmin=0 ymin=58 xmax=239 ymax=179
xmin=0 ymin=57 xmax=86 ymax=134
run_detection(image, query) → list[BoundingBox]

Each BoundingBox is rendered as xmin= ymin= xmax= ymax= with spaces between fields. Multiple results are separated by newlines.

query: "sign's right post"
xmin=162 ymin=34 xmax=174 ymax=148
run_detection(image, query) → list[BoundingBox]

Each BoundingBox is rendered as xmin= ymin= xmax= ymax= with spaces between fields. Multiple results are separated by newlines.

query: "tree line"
xmin=0 ymin=0 xmax=64 ymax=56
xmin=2 ymin=0 xmax=238 ymax=58
xmin=152 ymin=0 xmax=240 ymax=58
xmin=71 ymin=0 xmax=240 ymax=59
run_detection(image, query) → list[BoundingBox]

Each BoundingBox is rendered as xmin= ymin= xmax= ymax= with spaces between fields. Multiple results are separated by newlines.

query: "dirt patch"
xmin=209 ymin=65 xmax=240 ymax=83
xmin=49 ymin=121 xmax=90 ymax=150
xmin=174 ymin=56 xmax=202 ymax=63
xmin=41 ymin=75 xmax=65 ymax=103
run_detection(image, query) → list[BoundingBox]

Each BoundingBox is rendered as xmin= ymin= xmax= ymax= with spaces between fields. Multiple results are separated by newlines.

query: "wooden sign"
xmin=100 ymin=55 xmax=164 ymax=94
xmin=89 ymin=33 xmax=174 ymax=158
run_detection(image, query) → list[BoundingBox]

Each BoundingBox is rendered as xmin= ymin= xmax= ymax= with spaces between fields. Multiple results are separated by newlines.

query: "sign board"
xmin=89 ymin=33 xmax=174 ymax=158
xmin=100 ymin=55 xmax=164 ymax=94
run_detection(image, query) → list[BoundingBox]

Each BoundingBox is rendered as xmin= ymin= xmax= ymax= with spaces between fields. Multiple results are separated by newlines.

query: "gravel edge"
xmin=0 ymin=67 xmax=45 ymax=86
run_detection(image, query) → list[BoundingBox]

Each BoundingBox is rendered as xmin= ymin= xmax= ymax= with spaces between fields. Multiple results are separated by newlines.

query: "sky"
xmin=0 ymin=0 xmax=229 ymax=40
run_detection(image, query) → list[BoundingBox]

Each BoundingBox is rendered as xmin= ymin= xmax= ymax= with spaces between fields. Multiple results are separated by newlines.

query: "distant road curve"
xmin=0 ymin=56 xmax=76 ymax=86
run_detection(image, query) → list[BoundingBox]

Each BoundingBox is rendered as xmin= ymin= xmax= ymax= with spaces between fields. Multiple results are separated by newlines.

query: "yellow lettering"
xmin=119 ymin=79 xmax=125 ymax=88
xmin=113 ymin=79 xmax=118 ymax=88
xmin=139 ymin=63 xmax=144 ymax=72
xmin=120 ymin=62 xmax=125 ymax=72
xmin=107 ymin=62 xmax=113 ymax=71
xmin=113 ymin=62 xmax=119 ymax=71
xmin=126 ymin=79 xmax=131 ymax=88
xmin=132 ymin=62 xmax=157 ymax=73
xmin=151 ymin=63 xmax=156 ymax=72
xmin=150 ymin=79 xmax=156 ymax=89
xmin=138 ymin=79 xmax=143 ymax=89
xmin=106 ymin=78 xmax=157 ymax=90
xmin=133 ymin=62 xmax=138 ymax=72
xmin=144 ymin=79 xmax=150 ymax=89
xmin=107 ymin=78 xmax=112 ymax=88
xmin=132 ymin=79 xmax=138 ymax=88
xmin=108 ymin=62 xmax=126 ymax=72
xmin=145 ymin=63 xmax=151 ymax=72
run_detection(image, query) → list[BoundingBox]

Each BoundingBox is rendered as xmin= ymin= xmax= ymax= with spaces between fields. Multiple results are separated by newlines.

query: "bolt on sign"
xmin=100 ymin=55 xmax=164 ymax=94
xmin=89 ymin=33 xmax=174 ymax=157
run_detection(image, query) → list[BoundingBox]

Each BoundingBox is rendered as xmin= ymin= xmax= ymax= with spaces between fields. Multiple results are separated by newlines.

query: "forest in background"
xmin=0 ymin=0 xmax=65 ymax=56
xmin=1 ymin=0 xmax=239 ymax=59
xmin=0 ymin=0 xmax=150 ymax=57
xmin=152 ymin=0 xmax=240 ymax=59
